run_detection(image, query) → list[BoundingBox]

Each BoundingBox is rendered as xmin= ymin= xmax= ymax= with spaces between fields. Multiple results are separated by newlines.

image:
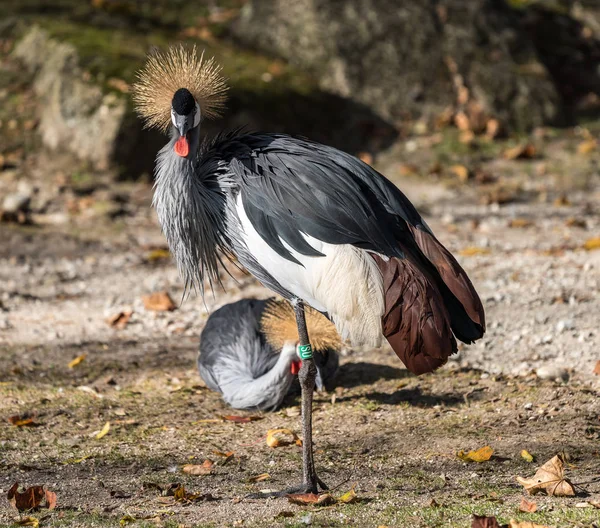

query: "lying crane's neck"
xmin=222 ymin=342 xmax=298 ymax=411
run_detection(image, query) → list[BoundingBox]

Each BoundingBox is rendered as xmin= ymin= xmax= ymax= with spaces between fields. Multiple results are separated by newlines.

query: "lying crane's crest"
xmin=132 ymin=45 xmax=228 ymax=133
xmin=261 ymin=300 xmax=342 ymax=353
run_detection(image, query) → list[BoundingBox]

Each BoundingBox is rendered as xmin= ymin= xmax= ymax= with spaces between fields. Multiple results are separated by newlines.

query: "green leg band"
xmin=298 ymin=344 xmax=313 ymax=360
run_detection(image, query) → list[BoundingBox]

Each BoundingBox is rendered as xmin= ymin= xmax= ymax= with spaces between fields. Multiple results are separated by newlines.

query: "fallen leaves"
xmin=247 ymin=473 xmax=270 ymax=483
xmin=508 ymin=218 xmax=533 ymax=229
xmin=594 ymin=360 xmax=600 ymax=376
xmin=508 ymin=521 xmax=550 ymax=528
xmin=450 ymin=164 xmax=470 ymax=183
xmin=520 ymin=449 xmax=534 ymax=463
xmin=337 ymin=487 xmax=358 ymax=504
xmin=503 ymin=143 xmax=536 ymax=160
xmin=287 ymin=492 xmax=334 ymax=506
xmin=266 ymin=428 xmax=301 ymax=448
xmin=577 ymin=138 xmax=597 ymax=155
xmin=8 ymin=414 xmax=38 ymax=427
xmin=286 ymin=486 xmax=360 ymax=507
xmin=457 ymin=446 xmax=494 ymax=463
xmin=106 ymin=310 xmax=132 ymax=329
xmin=221 ymin=415 xmax=263 ymax=423
xmin=583 ymin=237 xmax=600 ymax=251
xmin=519 ymin=497 xmax=537 ymax=513
xmin=67 ymin=354 xmax=86 ymax=369
xmin=182 ymin=459 xmax=214 ymax=476
xmin=172 ymin=484 xmax=217 ymax=503
xmin=95 ymin=421 xmax=111 ymax=440
xmin=142 ymin=291 xmax=176 ymax=312
xmin=516 ymin=454 xmax=575 ymax=496
xmin=472 ymin=515 xmax=501 ymax=528
xmin=7 ymin=482 xmax=57 ymax=511
xmin=15 ymin=517 xmax=40 ymax=527
xmin=458 ymin=246 xmax=491 ymax=257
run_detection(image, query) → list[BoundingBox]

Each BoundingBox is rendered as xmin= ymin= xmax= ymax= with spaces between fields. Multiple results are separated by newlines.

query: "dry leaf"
xmin=454 ymin=111 xmax=471 ymax=131
xmin=172 ymin=484 xmax=217 ymax=503
xmin=287 ymin=493 xmax=334 ymax=506
xmin=504 ymin=143 xmax=536 ymax=160
xmin=146 ymin=248 xmax=170 ymax=262
xmin=457 ymin=446 xmax=494 ymax=462
xmin=7 ymin=482 xmax=55 ymax=512
xmin=68 ymin=354 xmax=86 ymax=369
xmin=142 ymin=291 xmax=176 ymax=312
xmin=594 ymin=361 xmax=600 ymax=376
xmin=44 ymin=489 xmax=57 ymax=510
xmin=248 ymin=473 xmax=270 ymax=483
xmin=95 ymin=421 xmax=111 ymax=440
xmin=565 ymin=217 xmax=586 ymax=228
xmin=8 ymin=415 xmax=37 ymax=427
xmin=521 ymin=450 xmax=534 ymax=463
xmin=266 ymin=428 xmax=299 ymax=448
xmin=183 ymin=459 xmax=214 ymax=475
xmin=583 ymin=238 xmax=600 ymax=251
xmin=519 ymin=497 xmax=537 ymax=513
xmin=577 ymin=139 xmax=597 ymax=155
xmin=337 ymin=487 xmax=358 ymax=504
xmin=15 ymin=517 xmax=39 ymax=527
xmin=458 ymin=247 xmax=491 ymax=257
xmin=450 ymin=164 xmax=470 ymax=183
xmin=212 ymin=450 xmax=234 ymax=458
xmin=120 ymin=515 xmax=136 ymax=526
xmin=509 ymin=218 xmax=533 ymax=228
xmin=508 ymin=521 xmax=550 ymax=528
xmin=220 ymin=415 xmax=263 ymax=423
xmin=485 ymin=118 xmax=501 ymax=139
xmin=472 ymin=515 xmax=501 ymax=528
xmin=516 ymin=454 xmax=575 ymax=496
xmin=553 ymin=194 xmax=571 ymax=207
xmin=107 ymin=310 xmax=132 ymax=329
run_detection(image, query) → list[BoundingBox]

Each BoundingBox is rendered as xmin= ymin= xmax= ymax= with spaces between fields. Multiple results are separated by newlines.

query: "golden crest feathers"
xmin=132 ymin=45 xmax=228 ymax=133
xmin=261 ymin=300 xmax=342 ymax=353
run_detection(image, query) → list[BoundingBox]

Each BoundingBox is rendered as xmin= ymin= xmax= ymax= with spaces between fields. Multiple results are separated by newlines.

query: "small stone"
xmin=556 ymin=319 xmax=574 ymax=333
xmin=541 ymin=334 xmax=553 ymax=344
xmin=536 ymin=366 xmax=569 ymax=382
xmin=523 ymin=402 xmax=533 ymax=410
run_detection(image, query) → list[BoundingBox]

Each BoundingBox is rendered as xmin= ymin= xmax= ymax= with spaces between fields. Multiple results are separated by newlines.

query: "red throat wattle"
xmin=290 ymin=360 xmax=302 ymax=375
xmin=174 ymin=135 xmax=189 ymax=157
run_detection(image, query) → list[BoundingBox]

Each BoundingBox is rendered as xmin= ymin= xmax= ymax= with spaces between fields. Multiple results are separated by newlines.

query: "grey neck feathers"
xmin=152 ymin=129 xmax=231 ymax=298
xmin=218 ymin=343 xmax=297 ymax=411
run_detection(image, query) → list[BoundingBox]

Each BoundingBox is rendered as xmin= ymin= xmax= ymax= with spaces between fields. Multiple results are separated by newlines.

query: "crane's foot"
xmin=246 ymin=475 xmax=328 ymax=499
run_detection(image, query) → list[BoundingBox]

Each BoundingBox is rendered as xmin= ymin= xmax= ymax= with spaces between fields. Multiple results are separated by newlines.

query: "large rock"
xmin=235 ymin=0 xmax=563 ymax=130
xmin=13 ymin=27 xmax=126 ymax=171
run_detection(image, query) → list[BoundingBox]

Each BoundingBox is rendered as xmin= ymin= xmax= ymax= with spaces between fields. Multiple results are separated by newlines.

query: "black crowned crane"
xmin=197 ymin=297 xmax=340 ymax=411
xmin=132 ymin=46 xmax=485 ymax=496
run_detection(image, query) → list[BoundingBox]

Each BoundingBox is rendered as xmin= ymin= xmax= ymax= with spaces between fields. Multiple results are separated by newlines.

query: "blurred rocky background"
xmin=0 ymin=0 xmax=599 ymax=378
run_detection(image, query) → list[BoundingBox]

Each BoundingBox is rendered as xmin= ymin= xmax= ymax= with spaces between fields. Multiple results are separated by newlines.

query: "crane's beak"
xmin=173 ymin=114 xmax=191 ymax=157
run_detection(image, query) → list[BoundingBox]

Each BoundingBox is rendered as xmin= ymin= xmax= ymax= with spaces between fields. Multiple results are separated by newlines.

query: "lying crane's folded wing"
xmin=372 ymin=255 xmax=457 ymax=375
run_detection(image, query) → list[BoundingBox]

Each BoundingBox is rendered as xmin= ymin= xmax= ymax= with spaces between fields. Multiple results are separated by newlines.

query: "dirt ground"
xmin=1 ymin=126 xmax=600 ymax=528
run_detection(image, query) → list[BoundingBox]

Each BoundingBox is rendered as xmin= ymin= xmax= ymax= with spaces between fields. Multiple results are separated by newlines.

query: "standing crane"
xmin=198 ymin=297 xmax=340 ymax=411
xmin=133 ymin=46 xmax=485 ymax=496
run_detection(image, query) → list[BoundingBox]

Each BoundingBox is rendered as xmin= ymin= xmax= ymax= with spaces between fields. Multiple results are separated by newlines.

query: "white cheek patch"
xmin=171 ymin=109 xmax=177 ymax=127
xmin=193 ymin=102 xmax=201 ymax=128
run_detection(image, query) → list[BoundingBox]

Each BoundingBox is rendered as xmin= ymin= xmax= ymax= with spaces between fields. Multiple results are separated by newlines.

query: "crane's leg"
xmin=247 ymin=299 xmax=327 ymax=498
xmin=294 ymin=299 xmax=328 ymax=493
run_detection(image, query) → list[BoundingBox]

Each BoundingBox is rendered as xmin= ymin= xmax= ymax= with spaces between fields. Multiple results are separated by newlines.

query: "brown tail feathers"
xmin=372 ymin=229 xmax=485 ymax=375
xmin=409 ymin=226 xmax=486 ymax=336
xmin=372 ymin=255 xmax=457 ymax=375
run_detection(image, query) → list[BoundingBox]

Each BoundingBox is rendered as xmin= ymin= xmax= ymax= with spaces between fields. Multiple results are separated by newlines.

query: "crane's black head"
xmin=171 ymin=88 xmax=201 ymax=158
